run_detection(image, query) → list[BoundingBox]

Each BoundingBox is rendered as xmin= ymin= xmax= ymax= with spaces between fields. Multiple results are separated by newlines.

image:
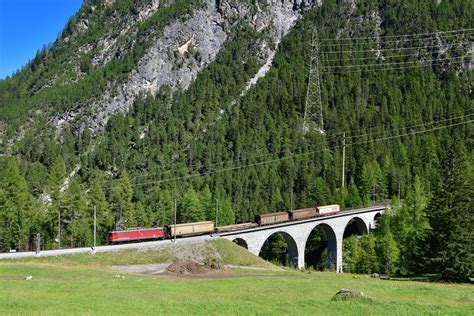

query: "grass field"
xmin=1 ymin=240 xmax=473 ymax=315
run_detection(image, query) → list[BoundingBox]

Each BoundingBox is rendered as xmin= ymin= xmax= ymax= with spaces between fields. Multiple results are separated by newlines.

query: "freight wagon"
xmin=255 ymin=212 xmax=289 ymax=226
xmin=288 ymin=208 xmax=317 ymax=221
xmin=316 ymin=204 xmax=340 ymax=216
xmin=165 ymin=221 xmax=214 ymax=238
xmin=215 ymin=222 xmax=258 ymax=233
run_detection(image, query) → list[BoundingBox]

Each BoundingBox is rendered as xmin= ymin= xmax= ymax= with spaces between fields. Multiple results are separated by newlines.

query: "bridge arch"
xmin=304 ymin=223 xmax=338 ymax=270
xmin=372 ymin=213 xmax=382 ymax=230
xmin=259 ymin=231 xmax=299 ymax=267
xmin=343 ymin=216 xmax=368 ymax=238
xmin=232 ymin=238 xmax=248 ymax=249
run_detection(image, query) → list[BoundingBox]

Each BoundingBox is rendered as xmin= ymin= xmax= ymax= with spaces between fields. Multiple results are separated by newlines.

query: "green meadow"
xmin=1 ymin=240 xmax=472 ymax=315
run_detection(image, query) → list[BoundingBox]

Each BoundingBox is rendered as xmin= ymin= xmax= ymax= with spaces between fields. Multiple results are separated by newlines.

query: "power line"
xmin=321 ymin=44 xmax=461 ymax=55
xmin=320 ymin=55 xmax=468 ymax=70
xmin=126 ymin=134 xmax=292 ymax=184
xmin=103 ymin=111 xmax=473 ymax=190
xmin=333 ymin=112 xmax=474 ymax=143
xmin=320 ymin=31 xmax=474 ymax=48
xmin=323 ymin=51 xmax=465 ymax=63
xmin=319 ymin=28 xmax=474 ymax=42
xmin=321 ymin=59 xmax=467 ymax=74
xmin=122 ymin=117 xmax=473 ymax=189
xmin=103 ymin=27 xmax=472 ymax=188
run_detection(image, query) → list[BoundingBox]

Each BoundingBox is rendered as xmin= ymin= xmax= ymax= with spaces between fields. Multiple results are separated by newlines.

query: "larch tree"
xmin=0 ymin=158 xmax=34 ymax=251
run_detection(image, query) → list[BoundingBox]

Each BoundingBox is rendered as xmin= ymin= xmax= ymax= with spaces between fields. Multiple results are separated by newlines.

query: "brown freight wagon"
xmin=166 ymin=221 xmax=214 ymax=237
xmin=215 ymin=222 xmax=258 ymax=233
xmin=288 ymin=208 xmax=317 ymax=221
xmin=255 ymin=212 xmax=289 ymax=226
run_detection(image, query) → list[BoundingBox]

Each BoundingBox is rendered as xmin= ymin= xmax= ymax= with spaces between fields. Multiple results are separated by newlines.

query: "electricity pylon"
xmin=302 ymin=27 xmax=324 ymax=134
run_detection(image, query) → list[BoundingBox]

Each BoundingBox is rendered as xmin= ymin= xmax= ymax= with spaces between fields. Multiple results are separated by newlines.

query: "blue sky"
xmin=0 ymin=0 xmax=83 ymax=79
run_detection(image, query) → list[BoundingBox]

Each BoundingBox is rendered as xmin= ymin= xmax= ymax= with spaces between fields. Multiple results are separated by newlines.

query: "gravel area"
xmin=110 ymin=263 xmax=170 ymax=275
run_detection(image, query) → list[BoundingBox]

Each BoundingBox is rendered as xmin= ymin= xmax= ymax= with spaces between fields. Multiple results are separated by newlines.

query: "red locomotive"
xmin=108 ymin=227 xmax=165 ymax=244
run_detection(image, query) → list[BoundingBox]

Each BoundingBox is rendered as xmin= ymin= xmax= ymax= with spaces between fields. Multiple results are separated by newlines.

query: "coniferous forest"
xmin=0 ymin=0 xmax=472 ymax=281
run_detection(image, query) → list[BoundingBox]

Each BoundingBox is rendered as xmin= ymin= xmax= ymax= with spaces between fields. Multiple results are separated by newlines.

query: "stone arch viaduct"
xmin=216 ymin=205 xmax=386 ymax=272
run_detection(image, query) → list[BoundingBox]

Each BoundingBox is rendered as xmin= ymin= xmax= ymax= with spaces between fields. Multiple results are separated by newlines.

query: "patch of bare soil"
xmin=166 ymin=259 xmax=213 ymax=275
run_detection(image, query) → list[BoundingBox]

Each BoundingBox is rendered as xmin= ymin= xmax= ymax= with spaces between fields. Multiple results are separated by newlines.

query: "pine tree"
xmin=361 ymin=161 xmax=384 ymax=205
xmin=0 ymin=158 xmax=34 ymax=251
xmin=427 ymin=138 xmax=473 ymax=281
xmin=47 ymin=156 xmax=66 ymax=201
xmin=392 ymin=176 xmax=429 ymax=274
xmin=373 ymin=211 xmax=400 ymax=275
xmin=60 ymin=178 xmax=90 ymax=247
xmin=88 ymin=178 xmax=113 ymax=245
xmin=343 ymin=235 xmax=360 ymax=273
xmin=220 ymin=199 xmax=235 ymax=226
xmin=310 ymin=177 xmax=330 ymax=206
xmin=180 ymin=187 xmax=205 ymax=223
xmin=200 ymin=185 xmax=214 ymax=220
xmin=345 ymin=177 xmax=363 ymax=207
xmin=112 ymin=171 xmax=135 ymax=228
xmin=156 ymin=189 xmax=173 ymax=226
xmin=356 ymin=235 xmax=378 ymax=274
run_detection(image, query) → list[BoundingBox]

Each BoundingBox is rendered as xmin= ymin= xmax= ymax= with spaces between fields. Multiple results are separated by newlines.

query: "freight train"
xmin=108 ymin=204 xmax=340 ymax=244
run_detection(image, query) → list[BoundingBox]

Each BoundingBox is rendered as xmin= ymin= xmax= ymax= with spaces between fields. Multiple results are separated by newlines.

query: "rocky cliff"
xmin=52 ymin=0 xmax=319 ymax=132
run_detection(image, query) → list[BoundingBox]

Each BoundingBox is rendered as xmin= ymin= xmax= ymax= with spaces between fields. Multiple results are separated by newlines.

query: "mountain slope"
xmin=0 ymin=0 xmax=472 ymax=251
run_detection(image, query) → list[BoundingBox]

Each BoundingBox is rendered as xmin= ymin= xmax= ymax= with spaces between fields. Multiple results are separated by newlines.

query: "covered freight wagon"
xmin=288 ymin=208 xmax=317 ymax=221
xmin=166 ymin=221 xmax=214 ymax=238
xmin=316 ymin=204 xmax=340 ymax=216
xmin=255 ymin=212 xmax=289 ymax=226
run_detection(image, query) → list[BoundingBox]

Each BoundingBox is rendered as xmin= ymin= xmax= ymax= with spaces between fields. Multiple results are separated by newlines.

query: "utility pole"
xmin=58 ymin=212 xmax=61 ymax=249
xmin=303 ymin=26 xmax=324 ymax=133
xmin=341 ymin=132 xmax=346 ymax=189
xmin=215 ymin=198 xmax=219 ymax=228
xmin=93 ymin=205 xmax=97 ymax=249
xmin=35 ymin=233 xmax=41 ymax=255
xmin=290 ymin=188 xmax=294 ymax=211
xmin=173 ymin=199 xmax=177 ymax=243
xmin=398 ymin=181 xmax=401 ymax=201
xmin=372 ymin=183 xmax=376 ymax=206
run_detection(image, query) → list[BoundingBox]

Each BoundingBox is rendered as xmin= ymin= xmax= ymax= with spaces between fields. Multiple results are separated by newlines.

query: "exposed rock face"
xmin=90 ymin=0 xmax=162 ymax=68
xmin=53 ymin=0 xmax=318 ymax=132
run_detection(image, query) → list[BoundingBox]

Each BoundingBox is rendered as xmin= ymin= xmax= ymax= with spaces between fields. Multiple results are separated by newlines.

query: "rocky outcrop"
xmin=53 ymin=0 xmax=318 ymax=132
